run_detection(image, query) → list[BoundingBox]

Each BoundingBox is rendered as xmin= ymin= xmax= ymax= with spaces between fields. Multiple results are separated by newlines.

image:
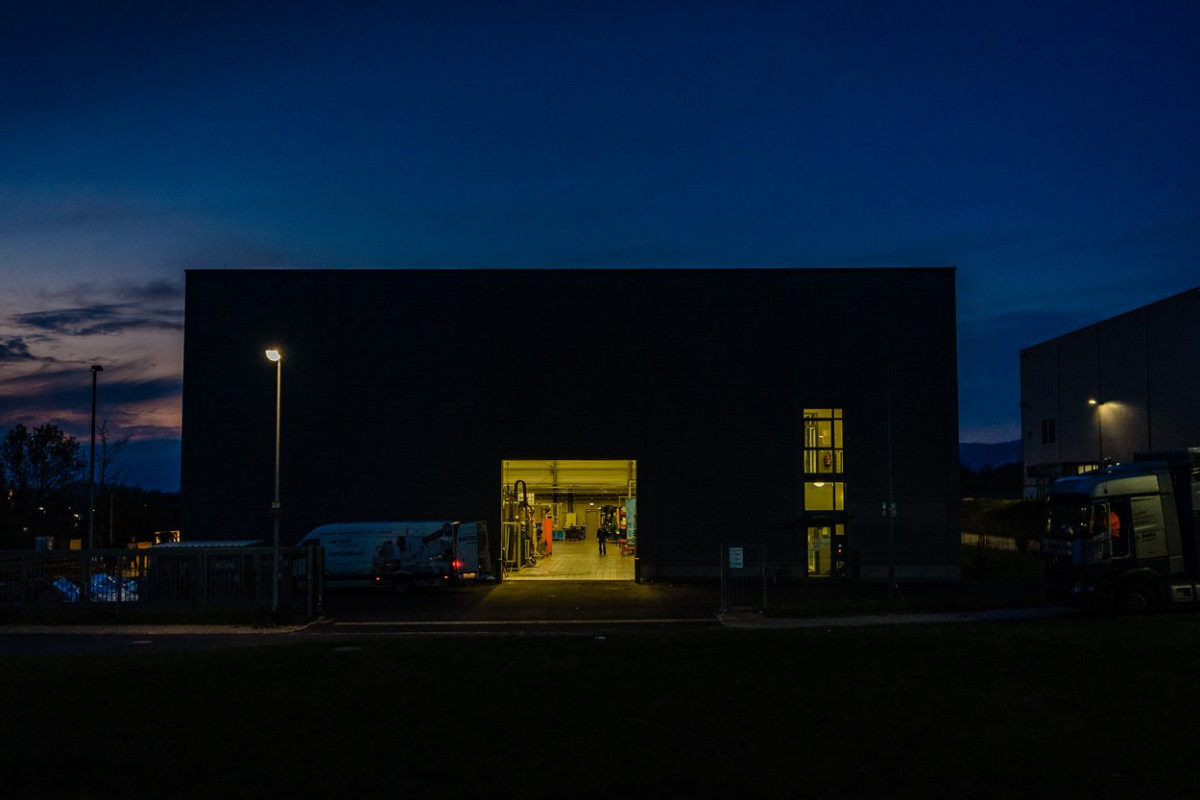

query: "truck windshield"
xmin=1047 ymin=494 xmax=1092 ymax=539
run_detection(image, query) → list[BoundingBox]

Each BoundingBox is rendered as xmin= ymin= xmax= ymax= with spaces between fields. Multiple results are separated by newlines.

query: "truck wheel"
xmin=1117 ymin=584 xmax=1154 ymax=614
xmin=392 ymin=576 xmax=412 ymax=595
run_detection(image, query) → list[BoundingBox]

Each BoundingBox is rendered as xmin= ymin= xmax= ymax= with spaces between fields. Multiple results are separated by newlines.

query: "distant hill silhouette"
xmin=123 ymin=439 xmax=181 ymax=493
xmin=959 ymin=440 xmax=1021 ymax=471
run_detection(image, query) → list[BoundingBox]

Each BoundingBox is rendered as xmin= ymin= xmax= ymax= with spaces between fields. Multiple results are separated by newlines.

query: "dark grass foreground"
xmin=7 ymin=614 xmax=1200 ymax=799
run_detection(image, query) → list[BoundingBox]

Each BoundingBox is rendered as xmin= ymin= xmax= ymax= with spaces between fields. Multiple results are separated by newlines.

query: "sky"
xmin=2 ymin=0 xmax=1198 ymax=492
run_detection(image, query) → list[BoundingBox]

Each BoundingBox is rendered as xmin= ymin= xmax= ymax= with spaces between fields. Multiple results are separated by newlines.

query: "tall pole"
xmin=1089 ymin=398 xmax=1103 ymax=468
xmin=270 ymin=351 xmax=282 ymax=615
xmin=88 ymin=364 xmax=103 ymax=550
xmin=886 ymin=357 xmax=896 ymax=599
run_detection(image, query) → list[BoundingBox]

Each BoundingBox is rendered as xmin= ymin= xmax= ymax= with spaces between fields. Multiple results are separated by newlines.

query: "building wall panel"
xmin=182 ymin=268 xmax=960 ymax=579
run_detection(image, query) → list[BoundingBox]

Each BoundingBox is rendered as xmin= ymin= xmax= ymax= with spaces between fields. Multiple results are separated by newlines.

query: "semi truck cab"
xmin=1043 ymin=452 xmax=1200 ymax=612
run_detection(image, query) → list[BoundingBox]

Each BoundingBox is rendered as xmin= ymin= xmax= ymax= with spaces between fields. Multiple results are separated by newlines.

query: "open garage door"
xmin=500 ymin=459 xmax=637 ymax=581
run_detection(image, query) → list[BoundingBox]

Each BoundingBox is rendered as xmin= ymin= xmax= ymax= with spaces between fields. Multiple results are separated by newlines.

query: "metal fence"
xmin=719 ymin=543 xmax=767 ymax=612
xmin=0 ymin=546 xmax=323 ymax=617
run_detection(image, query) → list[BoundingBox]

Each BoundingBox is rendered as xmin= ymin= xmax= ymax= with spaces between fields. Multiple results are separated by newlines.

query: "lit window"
xmin=801 ymin=411 xmax=845 ymax=506
xmin=804 ymin=481 xmax=844 ymax=511
xmin=803 ymin=408 xmax=844 ymax=475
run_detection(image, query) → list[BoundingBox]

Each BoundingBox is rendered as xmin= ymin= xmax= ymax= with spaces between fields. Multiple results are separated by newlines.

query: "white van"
xmin=296 ymin=520 xmax=492 ymax=593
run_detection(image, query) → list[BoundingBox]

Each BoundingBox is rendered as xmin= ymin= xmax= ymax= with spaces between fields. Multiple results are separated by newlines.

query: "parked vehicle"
xmin=295 ymin=521 xmax=492 ymax=593
xmin=1043 ymin=449 xmax=1200 ymax=612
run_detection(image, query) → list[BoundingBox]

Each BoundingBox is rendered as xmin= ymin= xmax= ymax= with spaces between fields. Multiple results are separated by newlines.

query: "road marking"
xmin=323 ymin=630 xmax=524 ymax=637
xmin=327 ymin=617 xmax=715 ymax=627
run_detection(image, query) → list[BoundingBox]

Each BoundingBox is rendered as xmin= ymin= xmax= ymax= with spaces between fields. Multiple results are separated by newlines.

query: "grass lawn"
xmin=7 ymin=613 xmax=1200 ymax=798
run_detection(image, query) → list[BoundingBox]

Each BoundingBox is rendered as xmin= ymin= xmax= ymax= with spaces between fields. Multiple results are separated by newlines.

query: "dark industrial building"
xmin=181 ymin=268 xmax=961 ymax=581
xmin=1021 ymin=286 xmax=1200 ymax=497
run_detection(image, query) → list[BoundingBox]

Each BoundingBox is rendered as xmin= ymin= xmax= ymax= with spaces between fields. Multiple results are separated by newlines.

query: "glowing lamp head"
xmin=265 ymin=348 xmax=282 ymax=362
xmin=1088 ymin=398 xmax=1098 ymax=406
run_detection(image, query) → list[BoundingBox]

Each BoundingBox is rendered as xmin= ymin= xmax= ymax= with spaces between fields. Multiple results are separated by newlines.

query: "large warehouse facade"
xmin=1021 ymin=286 xmax=1200 ymax=497
xmin=181 ymin=268 xmax=960 ymax=581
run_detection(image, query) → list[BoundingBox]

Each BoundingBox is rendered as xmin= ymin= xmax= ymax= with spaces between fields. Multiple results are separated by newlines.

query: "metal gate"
xmin=719 ymin=543 xmax=766 ymax=612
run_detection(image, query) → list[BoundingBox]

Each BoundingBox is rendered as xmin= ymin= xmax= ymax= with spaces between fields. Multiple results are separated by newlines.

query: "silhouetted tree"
xmin=97 ymin=420 xmax=130 ymax=490
xmin=0 ymin=465 xmax=9 ymax=545
xmin=95 ymin=420 xmax=131 ymax=546
xmin=0 ymin=424 xmax=84 ymax=547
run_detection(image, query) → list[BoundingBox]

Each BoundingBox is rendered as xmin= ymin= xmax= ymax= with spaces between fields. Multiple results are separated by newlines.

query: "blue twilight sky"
xmin=2 ymin=1 xmax=1198 ymax=491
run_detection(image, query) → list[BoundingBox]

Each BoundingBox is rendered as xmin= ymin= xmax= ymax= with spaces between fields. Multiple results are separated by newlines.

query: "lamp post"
xmin=885 ymin=357 xmax=897 ymax=599
xmin=265 ymin=348 xmax=282 ymax=614
xmin=88 ymin=364 xmax=103 ymax=550
xmin=1088 ymin=398 xmax=1104 ymax=468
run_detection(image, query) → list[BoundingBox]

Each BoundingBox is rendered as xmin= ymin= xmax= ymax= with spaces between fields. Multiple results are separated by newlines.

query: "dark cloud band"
xmin=14 ymin=304 xmax=182 ymax=336
xmin=0 ymin=337 xmax=39 ymax=363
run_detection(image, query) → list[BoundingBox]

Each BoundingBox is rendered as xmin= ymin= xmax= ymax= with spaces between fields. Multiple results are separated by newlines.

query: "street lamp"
xmin=265 ymin=348 xmax=282 ymax=614
xmin=1088 ymin=398 xmax=1104 ymax=468
xmin=885 ymin=357 xmax=897 ymax=599
xmin=88 ymin=364 xmax=103 ymax=550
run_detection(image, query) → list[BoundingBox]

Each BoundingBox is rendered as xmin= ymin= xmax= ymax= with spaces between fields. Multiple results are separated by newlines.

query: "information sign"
xmin=729 ymin=546 xmax=744 ymax=569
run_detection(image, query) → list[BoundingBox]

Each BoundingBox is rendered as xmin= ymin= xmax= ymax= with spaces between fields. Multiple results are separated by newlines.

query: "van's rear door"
xmin=475 ymin=521 xmax=490 ymax=574
xmin=454 ymin=522 xmax=482 ymax=576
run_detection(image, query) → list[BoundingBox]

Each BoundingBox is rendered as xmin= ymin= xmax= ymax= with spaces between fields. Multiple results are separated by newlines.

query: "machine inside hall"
xmin=500 ymin=459 xmax=637 ymax=581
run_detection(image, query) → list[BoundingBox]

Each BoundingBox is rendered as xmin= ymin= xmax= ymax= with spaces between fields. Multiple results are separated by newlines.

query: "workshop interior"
xmin=500 ymin=460 xmax=637 ymax=581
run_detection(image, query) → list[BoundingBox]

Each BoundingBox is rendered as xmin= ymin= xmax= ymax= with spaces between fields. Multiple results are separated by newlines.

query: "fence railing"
xmin=719 ymin=543 xmax=767 ymax=612
xmin=0 ymin=545 xmax=323 ymax=618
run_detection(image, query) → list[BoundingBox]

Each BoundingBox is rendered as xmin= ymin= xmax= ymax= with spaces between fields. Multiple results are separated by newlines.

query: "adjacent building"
xmin=1021 ymin=286 xmax=1200 ymax=497
xmin=181 ymin=268 xmax=961 ymax=581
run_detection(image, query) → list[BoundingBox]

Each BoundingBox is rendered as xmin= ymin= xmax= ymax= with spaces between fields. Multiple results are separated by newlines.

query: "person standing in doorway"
xmin=597 ymin=525 xmax=607 ymax=556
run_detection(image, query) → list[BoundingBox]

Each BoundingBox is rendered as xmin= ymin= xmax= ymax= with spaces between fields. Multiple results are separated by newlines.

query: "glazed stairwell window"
xmin=802 ymin=408 xmax=844 ymax=511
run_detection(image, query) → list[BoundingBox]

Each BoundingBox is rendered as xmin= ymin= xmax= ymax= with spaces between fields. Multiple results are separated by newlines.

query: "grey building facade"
xmin=1021 ymin=286 xmax=1200 ymax=497
xmin=181 ymin=268 xmax=961 ymax=581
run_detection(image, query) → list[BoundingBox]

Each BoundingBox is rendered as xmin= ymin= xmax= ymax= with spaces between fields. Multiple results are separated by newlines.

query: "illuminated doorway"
xmin=500 ymin=459 xmax=637 ymax=581
xmin=806 ymin=524 xmax=846 ymax=577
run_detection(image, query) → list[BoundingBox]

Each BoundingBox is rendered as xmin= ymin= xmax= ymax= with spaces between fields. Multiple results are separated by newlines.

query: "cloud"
xmin=0 ymin=279 xmax=184 ymax=440
xmin=13 ymin=303 xmax=183 ymax=336
xmin=0 ymin=363 xmax=180 ymax=436
xmin=30 ymin=279 xmax=183 ymax=307
xmin=120 ymin=279 xmax=184 ymax=303
xmin=0 ymin=364 xmax=178 ymax=402
xmin=95 ymin=376 xmax=182 ymax=409
xmin=0 ymin=337 xmax=41 ymax=363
